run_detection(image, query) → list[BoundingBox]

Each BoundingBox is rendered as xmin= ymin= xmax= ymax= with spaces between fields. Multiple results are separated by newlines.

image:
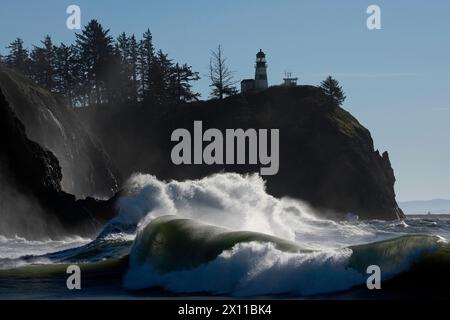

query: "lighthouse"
xmin=255 ymin=49 xmax=268 ymax=91
xmin=240 ymin=49 xmax=269 ymax=94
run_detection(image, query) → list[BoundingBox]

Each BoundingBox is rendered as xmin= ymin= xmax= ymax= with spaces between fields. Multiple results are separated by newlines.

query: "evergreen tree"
xmin=54 ymin=43 xmax=70 ymax=95
xmin=129 ymin=35 xmax=139 ymax=102
xmin=208 ymin=45 xmax=237 ymax=100
xmin=137 ymin=29 xmax=155 ymax=101
xmin=114 ymin=32 xmax=139 ymax=102
xmin=6 ymin=38 xmax=30 ymax=75
xmin=76 ymin=19 xmax=114 ymax=104
xmin=152 ymin=50 xmax=174 ymax=104
xmin=30 ymin=35 xmax=56 ymax=91
xmin=151 ymin=54 xmax=200 ymax=105
xmin=319 ymin=76 xmax=346 ymax=106
xmin=70 ymin=46 xmax=91 ymax=107
xmin=173 ymin=63 xmax=200 ymax=103
xmin=54 ymin=44 xmax=80 ymax=106
xmin=116 ymin=32 xmax=130 ymax=57
xmin=4 ymin=23 xmax=200 ymax=108
xmin=114 ymin=32 xmax=133 ymax=101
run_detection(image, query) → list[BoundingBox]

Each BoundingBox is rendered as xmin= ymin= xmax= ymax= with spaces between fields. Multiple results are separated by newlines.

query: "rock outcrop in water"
xmin=0 ymin=87 xmax=116 ymax=238
xmin=78 ymin=85 xmax=404 ymax=220
xmin=0 ymin=68 xmax=120 ymax=199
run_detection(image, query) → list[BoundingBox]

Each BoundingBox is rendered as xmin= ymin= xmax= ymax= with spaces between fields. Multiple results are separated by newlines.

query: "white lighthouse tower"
xmin=254 ymin=49 xmax=268 ymax=91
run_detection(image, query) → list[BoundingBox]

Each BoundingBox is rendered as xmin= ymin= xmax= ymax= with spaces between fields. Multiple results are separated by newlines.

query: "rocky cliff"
xmin=0 ymin=68 xmax=120 ymax=199
xmin=79 ymin=85 xmax=404 ymax=220
xmin=0 ymin=88 xmax=116 ymax=239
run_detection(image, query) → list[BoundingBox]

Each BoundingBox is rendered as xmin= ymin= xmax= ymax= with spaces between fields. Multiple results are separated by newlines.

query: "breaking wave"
xmin=109 ymin=173 xmax=378 ymax=248
xmin=1 ymin=173 xmax=449 ymax=297
xmin=123 ymin=215 xmax=442 ymax=296
xmin=111 ymin=173 xmax=443 ymax=296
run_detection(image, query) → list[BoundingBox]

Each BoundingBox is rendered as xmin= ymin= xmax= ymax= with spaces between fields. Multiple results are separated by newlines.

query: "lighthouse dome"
xmin=256 ymin=49 xmax=265 ymax=58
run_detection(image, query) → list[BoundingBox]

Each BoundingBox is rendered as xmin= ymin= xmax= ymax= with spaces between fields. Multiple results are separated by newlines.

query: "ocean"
xmin=1 ymin=173 xmax=449 ymax=299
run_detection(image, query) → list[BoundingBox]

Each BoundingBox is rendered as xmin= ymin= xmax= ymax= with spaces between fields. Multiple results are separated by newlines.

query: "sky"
xmin=0 ymin=0 xmax=449 ymax=201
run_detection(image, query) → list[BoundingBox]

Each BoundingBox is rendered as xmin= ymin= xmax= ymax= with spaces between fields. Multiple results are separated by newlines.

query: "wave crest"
xmin=106 ymin=173 xmax=375 ymax=248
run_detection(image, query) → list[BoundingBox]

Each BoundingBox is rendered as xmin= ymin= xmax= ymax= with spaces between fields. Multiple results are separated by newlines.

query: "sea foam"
xmin=111 ymin=173 xmax=375 ymax=248
xmin=111 ymin=173 xmax=383 ymax=296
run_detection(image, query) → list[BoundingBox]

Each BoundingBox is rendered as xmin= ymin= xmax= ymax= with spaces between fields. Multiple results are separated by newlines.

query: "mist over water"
xmin=0 ymin=235 xmax=90 ymax=265
xmin=0 ymin=166 xmax=66 ymax=241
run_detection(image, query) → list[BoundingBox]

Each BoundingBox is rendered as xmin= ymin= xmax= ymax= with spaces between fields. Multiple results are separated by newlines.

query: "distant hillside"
xmin=77 ymin=85 xmax=404 ymax=220
xmin=400 ymin=199 xmax=450 ymax=215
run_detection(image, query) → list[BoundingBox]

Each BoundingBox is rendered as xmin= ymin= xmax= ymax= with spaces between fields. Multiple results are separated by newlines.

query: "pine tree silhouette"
xmin=320 ymin=76 xmax=346 ymax=106
xmin=6 ymin=38 xmax=30 ymax=75
xmin=3 ymin=21 xmax=200 ymax=107
xmin=75 ymin=20 xmax=114 ymax=104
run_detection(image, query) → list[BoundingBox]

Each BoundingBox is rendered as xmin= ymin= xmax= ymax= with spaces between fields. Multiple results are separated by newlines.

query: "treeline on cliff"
xmin=0 ymin=19 xmax=350 ymax=109
xmin=0 ymin=20 xmax=200 ymax=107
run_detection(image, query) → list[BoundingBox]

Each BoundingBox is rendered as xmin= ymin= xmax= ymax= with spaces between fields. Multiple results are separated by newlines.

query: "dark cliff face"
xmin=0 ymin=88 xmax=116 ymax=239
xmin=0 ymin=70 xmax=402 ymax=240
xmin=0 ymin=68 xmax=120 ymax=199
xmin=79 ymin=85 xmax=404 ymax=220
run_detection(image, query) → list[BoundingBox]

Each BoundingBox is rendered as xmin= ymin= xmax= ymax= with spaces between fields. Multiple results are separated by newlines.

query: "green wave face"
xmin=349 ymin=235 xmax=443 ymax=275
xmin=130 ymin=216 xmax=306 ymax=273
xmin=130 ymin=217 xmax=447 ymax=276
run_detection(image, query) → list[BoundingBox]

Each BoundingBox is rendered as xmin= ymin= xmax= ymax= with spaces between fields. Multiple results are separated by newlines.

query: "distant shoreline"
xmin=405 ymin=213 xmax=450 ymax=218
xmin=399 ymin=199 xmax=450 ymax=217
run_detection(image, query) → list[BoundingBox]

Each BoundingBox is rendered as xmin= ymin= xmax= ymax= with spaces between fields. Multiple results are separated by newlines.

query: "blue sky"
xmin=1 ymin=0 xmax=449 ymax=201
